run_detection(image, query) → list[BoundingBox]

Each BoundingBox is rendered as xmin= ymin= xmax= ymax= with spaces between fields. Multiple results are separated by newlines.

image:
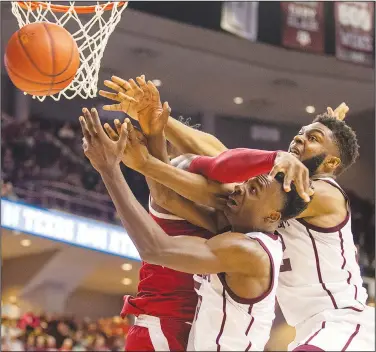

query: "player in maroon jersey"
xmin=92 ymin=77 xmax=312 ymax=351
xmin=99 ymin=76 xmax=373 ymax=351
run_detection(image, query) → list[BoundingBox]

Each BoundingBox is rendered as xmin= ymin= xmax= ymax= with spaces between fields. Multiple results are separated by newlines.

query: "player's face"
xmin=288 ymin=122 xmax=341 ymax=175
xmin=224 ymin=175 xmax=284 ymax=233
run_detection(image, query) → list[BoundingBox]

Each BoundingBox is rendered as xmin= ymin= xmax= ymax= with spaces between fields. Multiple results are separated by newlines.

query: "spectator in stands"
xmin=60 ymin=338 xmax=73 ymax=351
xmin=35 ymin=335 xmax=46 ymax=352
xmin=46 ymin=336 xmax=58 ymax=352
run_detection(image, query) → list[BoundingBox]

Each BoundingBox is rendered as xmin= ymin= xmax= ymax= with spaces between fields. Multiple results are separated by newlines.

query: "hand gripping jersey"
xmin=276 ymin=178 xmax=368 ymax=328
xmin=121 ymin=198 xmax=213 ymax=322
xmin=188 ymin=232 xmax=283 ymax=351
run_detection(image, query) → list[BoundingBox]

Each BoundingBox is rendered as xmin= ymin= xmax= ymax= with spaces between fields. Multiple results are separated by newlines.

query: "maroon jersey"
xmin=121 ymin=199 xmax=213 ymax=322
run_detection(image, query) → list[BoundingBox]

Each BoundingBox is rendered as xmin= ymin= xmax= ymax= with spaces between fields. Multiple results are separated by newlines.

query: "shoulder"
xmin=297 ymin=179 xmax=347 ymax=218
xmin=207 ymin=232 xmax=273 ymax=277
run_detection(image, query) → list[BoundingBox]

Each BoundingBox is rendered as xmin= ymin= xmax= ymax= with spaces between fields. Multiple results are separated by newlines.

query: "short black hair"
xmin=313 ymin=113 xmax=359 ymax=174
xmin=275 ymin=173 xmax=311 ymax=220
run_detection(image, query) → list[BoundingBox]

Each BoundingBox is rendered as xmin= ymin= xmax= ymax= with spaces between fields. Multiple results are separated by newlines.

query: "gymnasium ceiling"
xmin=1 ymin=3 xmax=374 ymax=124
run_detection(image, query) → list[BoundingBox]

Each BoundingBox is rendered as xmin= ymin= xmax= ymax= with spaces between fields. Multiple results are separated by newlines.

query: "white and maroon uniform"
xmin=188 ymin=232 xmax=283 ymax=351
xmin=121 ymin=198 xmax=213 ymax=351
xmin=276 ymin=177 xmax=374 ymax=351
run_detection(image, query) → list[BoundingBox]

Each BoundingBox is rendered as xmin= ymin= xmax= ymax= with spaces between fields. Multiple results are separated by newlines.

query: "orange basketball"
xmin=4 ymin=22 xmax=80 ymax=96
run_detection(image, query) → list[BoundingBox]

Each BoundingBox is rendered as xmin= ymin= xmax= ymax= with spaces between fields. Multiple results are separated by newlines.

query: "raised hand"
xmin=79 ymin=107 xmax=127 ymax=174
xmin=103 ymin=118 xmax=150 ymax=171
xmin=99 ymin=76 xmax=144 ymax=121
xmin=133 ymin=75 xmax=171 ymax=136
xmin=327 ymin=102 xmax=349 ymax=121
xmin=99 ymin=75 xmax=170 ymax=136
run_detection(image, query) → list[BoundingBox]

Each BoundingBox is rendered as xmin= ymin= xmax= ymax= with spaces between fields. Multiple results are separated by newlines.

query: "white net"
xmin=11 ymin=1 xmax=128 ymax=102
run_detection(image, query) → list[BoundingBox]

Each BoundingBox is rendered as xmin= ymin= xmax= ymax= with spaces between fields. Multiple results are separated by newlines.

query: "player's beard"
xmin=302 ymin=153 xmax=326 ymax=176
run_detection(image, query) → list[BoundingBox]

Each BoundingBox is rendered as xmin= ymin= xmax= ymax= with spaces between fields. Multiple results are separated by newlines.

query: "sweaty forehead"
xmin=300 ymin=122 xmax=333 ymax=139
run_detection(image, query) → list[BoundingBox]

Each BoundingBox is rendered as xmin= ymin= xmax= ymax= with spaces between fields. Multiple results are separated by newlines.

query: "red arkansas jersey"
xmin=121 ymin=197 xmax=213 ymax=322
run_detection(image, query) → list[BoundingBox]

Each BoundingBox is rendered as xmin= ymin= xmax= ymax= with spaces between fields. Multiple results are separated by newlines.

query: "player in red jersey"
xmin=97 ymin=77 xmax=312 ymax=351
xmin=122 ymin=199 xmax=212 ymax=351
xmin=118 ymin=109 xmax=214 ymax=350
xmin=99 ymin=76 xmax=373 ymax=351
xmin=98 ymin=78 xmax=314 ymax=352
xmin=99 ymin=79 xmax=217 ymax=351
xmin=79 ymin=107 xmax=311 ymax=352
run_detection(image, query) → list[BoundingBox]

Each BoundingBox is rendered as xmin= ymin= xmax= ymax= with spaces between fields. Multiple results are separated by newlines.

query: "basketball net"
xmin=11 ymin=1 xmax=128 ymax=102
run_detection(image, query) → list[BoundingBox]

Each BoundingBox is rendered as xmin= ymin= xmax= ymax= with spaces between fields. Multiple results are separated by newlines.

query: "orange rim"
xmin=17 ymin=1 xmax=127 ymax=14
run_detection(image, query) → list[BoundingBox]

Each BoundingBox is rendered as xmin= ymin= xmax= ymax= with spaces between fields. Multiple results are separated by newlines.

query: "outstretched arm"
xmin=104 ymin=114 xmax=225 ymax=233
xmin=80 ymin=108 xmax=267 ymax=278
xmin=99 ymin=75 xmax=228 ymax=156
xmin=100 ymin=79 xmax=234 ymax=210
xmin=164 ymin=116 xmax=228 ymax=156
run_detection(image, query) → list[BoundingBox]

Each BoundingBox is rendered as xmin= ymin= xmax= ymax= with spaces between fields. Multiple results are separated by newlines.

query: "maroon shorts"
xmin=125 ymin=315 xmax=191 ymax=351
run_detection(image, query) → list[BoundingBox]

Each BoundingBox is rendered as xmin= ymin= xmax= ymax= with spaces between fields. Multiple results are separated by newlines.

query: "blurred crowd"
xmin=1 ymin=112 xmax=149 ymax=222
xmin=1 ymin=305 xmax=129 ymax=352
xmin=1 ymin=112 xmax=375 ymax=270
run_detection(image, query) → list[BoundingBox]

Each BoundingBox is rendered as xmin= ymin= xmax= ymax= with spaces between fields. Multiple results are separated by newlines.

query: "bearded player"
xmin=98 ymin=78 xmax=310 ymax=351
xmin=80 ymin=106 xmax=312 ymax=351
xmin=100 ymin=76 xmax=374 ymax=351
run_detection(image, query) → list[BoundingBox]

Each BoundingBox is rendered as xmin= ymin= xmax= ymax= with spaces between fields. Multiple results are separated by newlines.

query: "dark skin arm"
xmin=104 ymin=119 xmax=225 ymax=233
xmin=103 ymin=80 xmax=228 ymax=233
xmin=99 ymin=75 xmax=227 ymax=157
xmin=79 ymin=108 xmax=271 ymax=299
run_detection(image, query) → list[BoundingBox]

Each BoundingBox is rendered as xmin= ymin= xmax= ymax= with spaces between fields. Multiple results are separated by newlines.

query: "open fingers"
xmin=282 ymin=168 xmax=293 ymax=193
xmin=117 ymin=123 xmax=129 ymax=152
xmin=82 ymin=108 xmax=97 ymax=136
xmin=103 ymin=103 xmax=123 ymax=112
xmin=90 ymin=108 xmax=105 ymax=137
xmin=79 ymin=116 xmax=91 ymax=142
xmin=103 ymin=80 xmax=126 ymax=95
xmin=104 ymin=123 xmax=119 ymax=141
xmin=293 ymin=168 xmax=310 ymax=202
xmin=160 ymin=101 xmax=171 ymax=124
xmin=99 ymin=90 xmax=122 ymax=102
xmin=269 ymin=163 xmax=282 ymax=180
xmin=114 ymin=119 xmax=122 ymax=135
xmin=125 ymin=118 xmax=137 ymax=143
xmin=147 ymin=81 xmax=160 ymax=102
xmin=128 ymin=79 xmax=139 ymax=91
xmin=111 ymin=76 xmax=132 ymax=92
xmin=138 ymin=76 xmax=151 ymax=100
xmin=136 ymin=75 xmax=147 ymax=88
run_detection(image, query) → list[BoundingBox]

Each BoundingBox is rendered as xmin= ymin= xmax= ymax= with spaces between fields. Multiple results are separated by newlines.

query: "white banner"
xmin=1 ymin=199 xmax=141 ymax=261
xmin=221 ymin=2 xmax=259 ymax=41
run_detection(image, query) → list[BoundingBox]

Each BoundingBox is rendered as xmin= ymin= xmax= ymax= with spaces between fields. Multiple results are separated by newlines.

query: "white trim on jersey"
xmin=134 ymin=314 xmax=171 ymax=351
xmin=148 ymin=196 xmax=185 ymax=221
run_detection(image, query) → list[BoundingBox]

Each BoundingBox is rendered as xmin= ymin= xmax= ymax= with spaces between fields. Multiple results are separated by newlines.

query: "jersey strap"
xmin=217 ymin=235 xmax=277 ymax=305
xmin=313 ymin=177 xmax=350 ymax=204
xmin=297 ymin=177 xmax=350 ymax=233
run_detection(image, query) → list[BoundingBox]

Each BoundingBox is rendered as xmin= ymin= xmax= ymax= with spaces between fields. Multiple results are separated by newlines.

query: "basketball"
xmin=4 ymin=22 xmax=80 ymax=96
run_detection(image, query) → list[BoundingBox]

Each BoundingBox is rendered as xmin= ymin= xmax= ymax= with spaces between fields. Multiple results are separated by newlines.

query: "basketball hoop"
xmin=11 ymin=1 xmax=128 ymax=101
